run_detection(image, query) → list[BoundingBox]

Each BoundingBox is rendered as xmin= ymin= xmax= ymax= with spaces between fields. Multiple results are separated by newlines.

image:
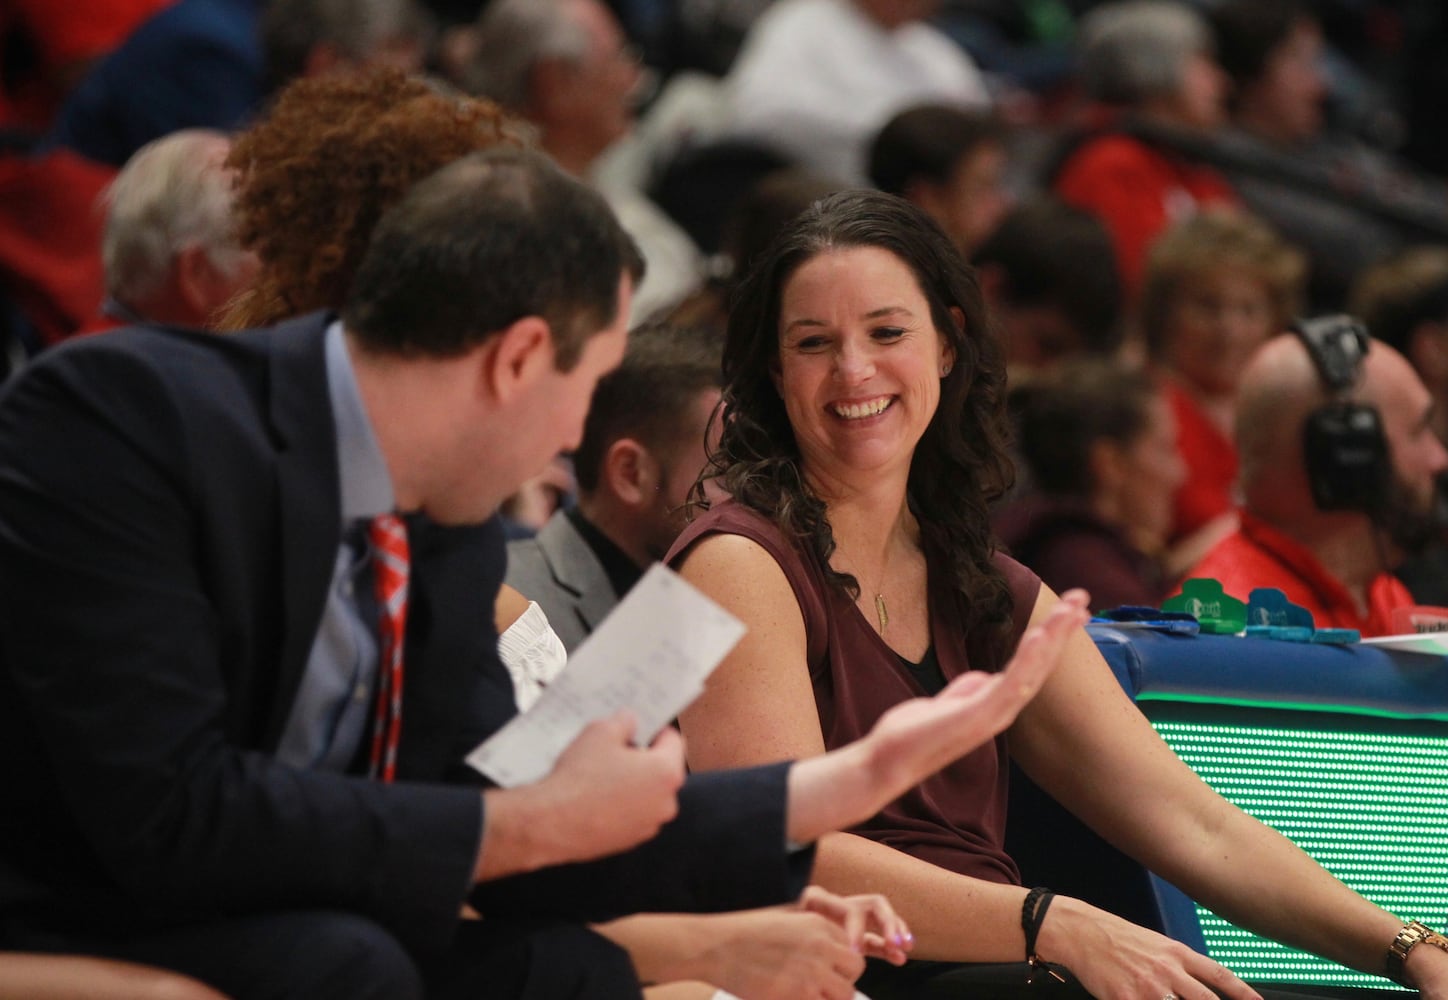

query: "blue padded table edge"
xmin=1087 ymin=623 xmax=1448 ymax=721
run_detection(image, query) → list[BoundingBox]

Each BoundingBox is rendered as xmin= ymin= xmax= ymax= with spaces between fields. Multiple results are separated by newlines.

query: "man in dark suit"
xmin=0 ymin=147 xmax=1079 ymax=999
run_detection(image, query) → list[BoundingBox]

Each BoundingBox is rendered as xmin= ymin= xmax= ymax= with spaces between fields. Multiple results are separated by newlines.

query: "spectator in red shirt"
xmin=1139 ymin=210 xmax=1306 ymax=574
xmin=1052 ymin=0 xmax=1238 ymax=297
xmin=1188 ymin=329 xmax=1448 ymax=636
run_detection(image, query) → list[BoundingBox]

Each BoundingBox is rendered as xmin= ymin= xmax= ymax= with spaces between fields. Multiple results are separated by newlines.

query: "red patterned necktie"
xmin=367 ymin=513 xmax=409 ymax=782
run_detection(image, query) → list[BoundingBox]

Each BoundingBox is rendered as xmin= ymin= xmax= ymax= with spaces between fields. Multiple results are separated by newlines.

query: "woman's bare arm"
xmin=676 ymin=533 xmax=1271 ymax=1000
xmin=1012 ymin=585 xmax=1448 ymax=994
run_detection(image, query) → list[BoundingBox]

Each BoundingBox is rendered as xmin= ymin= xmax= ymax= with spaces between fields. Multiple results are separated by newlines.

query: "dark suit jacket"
xmin=0 ymin=314 xmax=804 ymax=952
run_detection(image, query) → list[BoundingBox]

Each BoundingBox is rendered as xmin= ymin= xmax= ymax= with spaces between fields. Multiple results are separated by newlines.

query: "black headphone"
xmin=1292 ymin=314 xmax=1391 ymax=513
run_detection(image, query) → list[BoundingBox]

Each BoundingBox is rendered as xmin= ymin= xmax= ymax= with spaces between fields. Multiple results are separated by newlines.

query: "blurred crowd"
xmin=4 ymin=3 xmax=1448 ymax=997
xmin=2 ymin=0 xmax=1448 ymax=625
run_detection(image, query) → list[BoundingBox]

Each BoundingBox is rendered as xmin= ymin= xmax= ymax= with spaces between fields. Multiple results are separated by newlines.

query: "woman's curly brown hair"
xmin=219 ymin=68 xmax=529 ymax=330
xmin=699 ymin=190 xmax=1018 ymax=666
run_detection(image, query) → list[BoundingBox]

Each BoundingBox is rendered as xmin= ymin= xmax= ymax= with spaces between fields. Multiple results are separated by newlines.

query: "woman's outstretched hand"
xmin=786 ymin=590 xmax=1091 ymax=845
xmin=864 ymin=588 xmax=1091 ymax=795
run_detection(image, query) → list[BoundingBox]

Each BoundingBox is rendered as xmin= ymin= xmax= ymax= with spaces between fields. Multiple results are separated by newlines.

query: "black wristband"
xmin=1022 ymin=886 xmax=1054 ymax=958
xmin=1022 ymin=886 xmax=1063 ymax=983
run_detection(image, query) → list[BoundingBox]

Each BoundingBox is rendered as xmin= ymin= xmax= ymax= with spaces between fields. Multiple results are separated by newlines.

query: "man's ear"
xmin=602 ymin=438 xmax=654 ymax=506
xmin=484 ymin=316 xmax=553 ymax=404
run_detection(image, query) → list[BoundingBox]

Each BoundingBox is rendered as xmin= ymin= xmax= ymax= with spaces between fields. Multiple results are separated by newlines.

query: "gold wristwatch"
xmin=1386 ymin=920 xmax=1448 ymax=986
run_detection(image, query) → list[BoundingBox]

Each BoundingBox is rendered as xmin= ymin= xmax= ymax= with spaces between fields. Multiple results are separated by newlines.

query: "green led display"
xmin=1149 ymin=715 xmax=1448 ymax=988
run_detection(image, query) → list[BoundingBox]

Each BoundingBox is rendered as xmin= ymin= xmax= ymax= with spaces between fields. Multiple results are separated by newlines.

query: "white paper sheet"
xmin=466 ymin=563 xmax=747 ymax=787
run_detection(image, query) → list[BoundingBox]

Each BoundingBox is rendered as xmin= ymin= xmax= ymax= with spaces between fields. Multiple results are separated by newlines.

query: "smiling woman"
xmin=777 ymin=246 xmax=954 ymax=491
xmin=667 ymin=189 xmax=1448 ymax=1000
xmin=693 ymin=189 xmax=1013 ymax=663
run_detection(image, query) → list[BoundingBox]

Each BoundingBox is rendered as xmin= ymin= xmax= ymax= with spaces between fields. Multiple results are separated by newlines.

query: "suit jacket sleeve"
xmin=472 ymin=763 xmax=813 ymax=921
xmin=0 ymin=342 xmax=482 ymax=950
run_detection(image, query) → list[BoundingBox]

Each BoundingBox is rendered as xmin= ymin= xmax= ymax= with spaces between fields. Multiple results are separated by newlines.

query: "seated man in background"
xmin=971 ymin=196 xmax=1124 ymax=374
xmin=1188 ymin=320 xmax=1448 ymax=635
xmin=463 ymin=0 xmax=705 ymax=322
xmin=507 ymin=322 xmax=721 ymax=652
xmin=90 ymin=128 xmax=258 ymax=332
xmin=5 ymin=0 xmax=430 ymax=350
xmin=0 ymin=145 xmax=1081 ymax=1000
xmin=867 ymin=104 xmax=1011 ymax=258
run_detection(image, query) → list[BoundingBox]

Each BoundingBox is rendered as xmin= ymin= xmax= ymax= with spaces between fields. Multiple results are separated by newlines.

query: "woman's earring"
xmin=940 ymin=364 xmax=952 ymax=377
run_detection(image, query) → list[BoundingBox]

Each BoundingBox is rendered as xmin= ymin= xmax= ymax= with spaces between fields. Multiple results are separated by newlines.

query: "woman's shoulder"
xmin=669 ymin=498 xmax=792 ymax=565
xmin=990 ymin=548 xmax=1044 ymax=639
xmin=669 ymin=498 xmax=824 ymax=601
xmin=668 ymin=499 xmax=834 ymax=669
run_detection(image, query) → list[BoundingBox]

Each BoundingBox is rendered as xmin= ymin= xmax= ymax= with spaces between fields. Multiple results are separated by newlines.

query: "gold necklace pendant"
xmin=874 ymin=593 xmax=889 ymax=632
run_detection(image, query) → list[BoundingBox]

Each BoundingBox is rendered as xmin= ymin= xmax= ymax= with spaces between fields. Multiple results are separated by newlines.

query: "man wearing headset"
xmin=1187 ymin=316 xmax=1448 ymax=635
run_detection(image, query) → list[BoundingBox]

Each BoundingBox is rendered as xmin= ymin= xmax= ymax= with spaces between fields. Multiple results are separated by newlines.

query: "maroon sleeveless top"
xmin=670 ymin=499 xmax=1042 ymax=884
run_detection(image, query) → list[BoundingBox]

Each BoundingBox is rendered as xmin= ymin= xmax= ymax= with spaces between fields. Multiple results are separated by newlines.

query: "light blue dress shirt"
xmin=276 ymin=321 xmax=395 ymax=771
